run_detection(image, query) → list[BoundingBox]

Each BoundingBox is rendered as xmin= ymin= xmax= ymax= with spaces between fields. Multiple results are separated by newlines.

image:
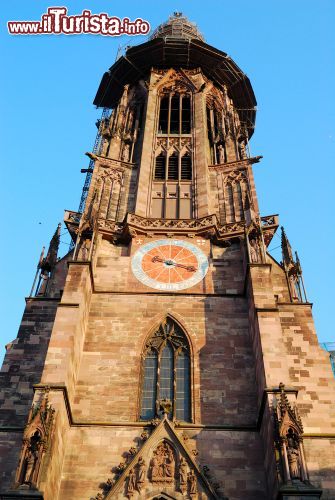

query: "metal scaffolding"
xmin=320 ymin=342 xmax=335 ymax=377
xmin=77 ymin=107 xmax=112 ymax=214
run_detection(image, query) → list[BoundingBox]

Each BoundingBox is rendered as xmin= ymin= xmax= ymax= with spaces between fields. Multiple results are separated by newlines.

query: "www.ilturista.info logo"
xmin=7 ymin=7 xmax=150 ymax=36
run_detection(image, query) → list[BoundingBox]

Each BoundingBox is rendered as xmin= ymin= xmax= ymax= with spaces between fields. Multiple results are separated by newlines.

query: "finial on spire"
xmin=29 ymin=223 xmax=62 ymax=297
xmin=281 ymin=226 xmax=294 ymax=268
xmin=42 ymin=223 xmax=62 ymax=272
xmin=150 ymin=12 xmax=204 ymax=42
xmin=280 ymin=226 xmax=307 ymax=303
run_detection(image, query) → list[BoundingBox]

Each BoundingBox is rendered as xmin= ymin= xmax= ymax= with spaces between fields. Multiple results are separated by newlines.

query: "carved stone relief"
xmin=150 ymin=441 xmax=175 ymax=483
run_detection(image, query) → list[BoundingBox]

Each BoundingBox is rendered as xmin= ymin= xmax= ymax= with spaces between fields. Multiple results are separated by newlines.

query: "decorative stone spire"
xmin=33 ymin=223 xmax=62 ymax=297
xmin=150 ymin=12 xmax=205 ymax=42
xmin=42 ymin=223 xmax=61 ymax=272
xmin=281 ymin=226 xmax=294 ymax=269
xmin=280 ymin=227 xmax=307 ymax=302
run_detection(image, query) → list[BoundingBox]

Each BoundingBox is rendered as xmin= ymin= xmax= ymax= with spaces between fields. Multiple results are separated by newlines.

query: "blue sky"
xmin=1 ymin=1 xmax=334 ymax=361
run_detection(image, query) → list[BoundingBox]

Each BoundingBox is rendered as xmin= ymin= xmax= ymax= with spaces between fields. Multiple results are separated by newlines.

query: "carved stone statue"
xmin=217 ymin=144 xmax=225 ymax=164
xmin=122 ymin=142 xmax=131 ymax=162
xmin=286 ymin=429 xmax=300 ymax=479
xmin=137 ymin=457 xmax=146 ymax=491
xmin=79 ymin=238 xmax=91 ymax=261
xmin=288 ymin=274 xmax=300 ymax=301
xmin=150 ymin=441 xmax=175 ymax=482
xmin=126 ymin=468 xmax=136 ymax=496
xmin=249 ymin=238 xmax=261 ymax=263
xmin=37 ymin=271 xmax=49 ymax=296
xmin=179 ymin=457 xmax=188 ymax=492
xmin=23 ymin=449 xmax=37 ymax=485
xmin=188 ymin=470 xmax=197 ymax=495
xmin=239 ymin=142 xmax=247 ymax=159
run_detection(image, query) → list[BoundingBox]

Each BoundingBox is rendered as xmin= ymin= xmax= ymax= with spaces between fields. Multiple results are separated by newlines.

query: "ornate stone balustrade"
xmin=97 ymin=212 xmax=279 ymax=246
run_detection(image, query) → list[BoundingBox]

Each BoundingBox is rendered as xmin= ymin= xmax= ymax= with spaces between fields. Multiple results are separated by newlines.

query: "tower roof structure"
xmin=94 ymin=13 xmax=257 ymax=137
xmin=150 ymin=12 xmax=205 ymax=42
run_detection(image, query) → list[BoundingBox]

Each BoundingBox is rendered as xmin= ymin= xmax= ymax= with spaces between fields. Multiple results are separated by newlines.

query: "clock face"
xmin=131 ymin=239 xmax=209 ymax=291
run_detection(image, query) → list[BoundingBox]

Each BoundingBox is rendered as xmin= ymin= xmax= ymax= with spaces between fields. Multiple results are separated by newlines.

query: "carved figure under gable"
xmin=273 ymin=383 xmax=310 ymax=486
xmin=15 ymin=388 xmax=55 ymax=490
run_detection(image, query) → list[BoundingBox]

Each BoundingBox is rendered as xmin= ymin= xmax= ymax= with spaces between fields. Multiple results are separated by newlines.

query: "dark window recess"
xmin=181 ymin=96 xmax=191 ymax=133
xmin=154 ymin=154 xmax=166 ymax=180
xmin=213 ymin=110 xmax=219 ymax=137
xmin=207 ymin=107 xmax=212 ymax=140
xmin=168 ymin=154 xmax=178 ymax=180
xmin=170 ymin=96 xmax=180 ymax=134
xmin=181 ymin=154 xmax=192 ymax=180
xmin=236 ymin=182 xmax=244 ymax=216
xmin=158 ymin=96 xmax=169 ymax=134
xmin=137 ymin=104 xmax=143 ymax=131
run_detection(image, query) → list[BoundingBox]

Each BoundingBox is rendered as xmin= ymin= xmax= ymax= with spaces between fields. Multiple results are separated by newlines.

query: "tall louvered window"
xmin=181 ymin=153 xmax=192 ymax=180
xmin=140 ymin=318 xmax=191 ymax=422
xmin=152 ymin=151 xmax=193 ymax=218
xmin=168 ymin=153 xmax=178 ymax=180
xmin=154 ymin=153 xmax=166 ymax=180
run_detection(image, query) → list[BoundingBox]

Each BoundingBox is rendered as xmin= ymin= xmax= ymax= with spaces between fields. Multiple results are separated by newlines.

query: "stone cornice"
xmin=85 ymin=152 xmax=137 ymax=170
xmin=208 ymin=155 xmax=262 ymax=172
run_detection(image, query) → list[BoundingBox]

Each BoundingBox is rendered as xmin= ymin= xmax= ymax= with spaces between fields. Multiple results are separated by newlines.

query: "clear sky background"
xmin=0 ymin=1 xmax=334 ymax=362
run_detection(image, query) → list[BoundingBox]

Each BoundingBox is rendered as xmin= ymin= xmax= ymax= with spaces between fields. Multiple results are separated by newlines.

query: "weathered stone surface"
xmin=1 ymin=13 xmax=334 ymax=500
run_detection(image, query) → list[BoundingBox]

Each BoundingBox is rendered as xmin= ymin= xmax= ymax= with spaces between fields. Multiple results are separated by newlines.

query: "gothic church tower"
xmin=1 ymin=13 xmax=334 ymax=500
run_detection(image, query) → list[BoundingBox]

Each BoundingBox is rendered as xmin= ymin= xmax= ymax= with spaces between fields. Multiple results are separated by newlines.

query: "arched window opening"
xmin=157 ymin=93 xmax=191 ymax=135
xmin=181 ymin=154 xmax=192 ymax=180
xmin=236 ymin=182 xmax=244 ymax=221
xmin=158 ymin=96 xmax=169 ymax=134
xmin=154 ymin=153 xmax=166 ymax=180
xmin=140 ymin=318 xmax=191 ymax=422
xmin=168 ymin=153 xmax=179 ymax=180
xmin=153 ymin=91 xmax=193 ymax=219
xmin=170 ymin=96 xmax=180 ymax=134
xmin=181 ymin=96 xmax=191 ymax=133
xmin=226 ymin=183 xmax=235 ymax=222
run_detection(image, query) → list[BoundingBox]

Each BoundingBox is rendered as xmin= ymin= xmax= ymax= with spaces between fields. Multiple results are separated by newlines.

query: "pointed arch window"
xmin=158 ymin=93 xmax=192 ymax=135
xmin=140 ymin=318 xmax=191 ymax=422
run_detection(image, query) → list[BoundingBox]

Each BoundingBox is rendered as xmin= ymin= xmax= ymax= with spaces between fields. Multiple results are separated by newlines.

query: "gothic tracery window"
xmin=152 ymin=88 xmax=193 ymax=219
xmin=158 ymin=93 xmax=191 ymax=135
xmin=140 ymin=318 xmax=191 ymax=422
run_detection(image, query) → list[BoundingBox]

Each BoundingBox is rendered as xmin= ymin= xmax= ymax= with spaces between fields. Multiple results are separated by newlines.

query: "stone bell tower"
xmin=1 ymin=12 xmax=334 ymax=500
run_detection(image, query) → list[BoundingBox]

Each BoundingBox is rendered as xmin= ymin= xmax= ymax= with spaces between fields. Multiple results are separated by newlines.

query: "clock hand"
xmin=152 ymin=256 xmax=165 ymax=264
xmin=151 ymin=255 xmax=197 ymax=272
xmin=174 ymin=262 xmax=197 ymax=272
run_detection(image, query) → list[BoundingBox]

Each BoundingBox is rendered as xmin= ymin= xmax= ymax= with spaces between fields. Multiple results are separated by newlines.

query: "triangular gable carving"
xmin=275 ymin=383 xmax=304 ymax=439
xmin=95 ymin=416 xmax=225 ymax=499
xmin=153 ymin=69 xmax=198 ymax=93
